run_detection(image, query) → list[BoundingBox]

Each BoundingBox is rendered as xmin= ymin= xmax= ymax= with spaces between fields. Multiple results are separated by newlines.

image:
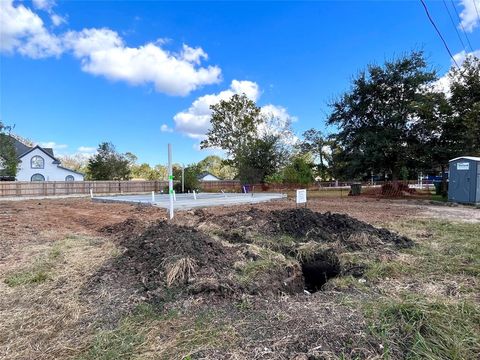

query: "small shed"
xmin=448 ymin=156 xmax=480 ymax=204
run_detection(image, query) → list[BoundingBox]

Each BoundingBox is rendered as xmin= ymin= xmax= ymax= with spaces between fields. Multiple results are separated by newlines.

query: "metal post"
xmin=182 ymin=164 xmax=185 ymax=193
xmin=168 ymin=144 xmax=174 ymax=219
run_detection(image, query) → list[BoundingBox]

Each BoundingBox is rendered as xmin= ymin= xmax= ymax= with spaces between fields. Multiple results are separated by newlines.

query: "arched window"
xmin=31 ymin=173 xmax=45 ymax=182
xmin=31 ymin=155 xmax=44 ymax=169
xmin=65 ymin=175 xmax=74 ymax=181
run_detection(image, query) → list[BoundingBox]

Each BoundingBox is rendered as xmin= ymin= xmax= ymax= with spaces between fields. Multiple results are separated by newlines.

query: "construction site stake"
xmin=168 ymin=143 xmax=174 ymax=219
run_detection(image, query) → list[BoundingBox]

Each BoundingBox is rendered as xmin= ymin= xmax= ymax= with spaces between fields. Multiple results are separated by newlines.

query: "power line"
xmin=442 ymin=0 xmax=467 ymax=51
xmin=450 ymin=0 xmax=474 ymax=52
xmin=419 ymin=0 xmax=460 ymax=68
xmin=473 ymin=0 xmax=480 ymax=22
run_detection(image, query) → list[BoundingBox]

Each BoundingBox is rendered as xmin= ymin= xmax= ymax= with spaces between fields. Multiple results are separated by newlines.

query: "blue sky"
xmin=1 ymin=0 xmax=479 ymax=166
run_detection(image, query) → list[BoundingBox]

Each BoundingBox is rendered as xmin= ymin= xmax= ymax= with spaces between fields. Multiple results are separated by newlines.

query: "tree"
xmin=327 ymin=51 xmax=438 ymax=180
xmin=236 ymin=134 xmax=289 ymax=184
xmin=200 ymin=93 xmax=262 ymax=164
xmin=0 ymin=121 xmax=19 ymax=177
xmin=283 ymin=155 xmax=314 ymax=185
xmin=87 ymin=142 xmax=131 ymax=180
xmin=197 ymin=155 xmax=236 ymax=180
xmin=173 ymin=163 xmax=201 ymax=192
xmin=298 ymin=129 xmax=331 ymax=180
xmin=59 ymin=154 xmax=89 ymax=174
xmin=449 ymin=55 xmax=480 ymax=156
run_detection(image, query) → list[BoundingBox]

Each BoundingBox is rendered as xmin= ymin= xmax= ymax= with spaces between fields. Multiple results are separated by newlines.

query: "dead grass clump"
xmin=162 ymin=257 xmax=197 ymax=287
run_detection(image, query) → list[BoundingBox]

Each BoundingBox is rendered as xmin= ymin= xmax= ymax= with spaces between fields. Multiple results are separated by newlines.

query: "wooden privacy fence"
xmin=0 ymin=181 xmax=170 ymax=197
xmin=0 ymin=179 xmax=428 ymax=198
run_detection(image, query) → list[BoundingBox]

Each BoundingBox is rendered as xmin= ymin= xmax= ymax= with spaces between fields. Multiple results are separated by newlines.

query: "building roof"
xmin=449 ymin=156 xmax=480 ymax=162
xmin=197 ymin=171 xmax=220 ymax=180
xmin=9 ymin=135 xmax=56 ymax=159
xmin=18 ymin=145 xmax=59 ymax=162
xmin=57 ymin=165 xmax=85 ymax=175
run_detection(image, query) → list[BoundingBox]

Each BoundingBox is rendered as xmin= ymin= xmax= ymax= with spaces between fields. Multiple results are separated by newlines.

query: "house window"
xmin=31 ymin=173 xmax=45 ymax=182
xmin=31 ymin=156 xmax=44 ymax=169
xmin=65 ymin=175 xmax=74 ymax=181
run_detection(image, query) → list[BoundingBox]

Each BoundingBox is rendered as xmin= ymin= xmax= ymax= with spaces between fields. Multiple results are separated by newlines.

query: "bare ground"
xmin=0 ymin=196 xmax=478 ymax=359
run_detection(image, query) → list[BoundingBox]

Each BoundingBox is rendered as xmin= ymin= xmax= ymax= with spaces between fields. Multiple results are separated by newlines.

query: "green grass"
xmin=78 ymin=305 xmax=235 ymax=360
xmin=358 ymin=219 xmax=480 ymax=359
xmin=365 ymin=295 xmax=480 ymax=359
xmin=391 ymin=220 xmax=480 ymax=277
xmin=4 ymin=269 xmax=49 ymax=286
xmin=237 ymin=258 xmax=284 ymax=286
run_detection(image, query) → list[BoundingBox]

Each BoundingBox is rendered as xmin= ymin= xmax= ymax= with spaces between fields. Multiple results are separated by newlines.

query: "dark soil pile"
xmin=99 ymin=218 xmax=149 ymax=240
xmin=198 ymin=208 xmax=413 ymax=249
xmin=94 ymin=221 xmax=240 ymax=300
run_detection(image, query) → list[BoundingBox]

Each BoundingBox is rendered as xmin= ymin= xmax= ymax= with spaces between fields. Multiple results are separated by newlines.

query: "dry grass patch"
xmin=0 ymin=234 xmax=118 ymax=360
xmin=162 ymin=256 xmax=198 ymax=287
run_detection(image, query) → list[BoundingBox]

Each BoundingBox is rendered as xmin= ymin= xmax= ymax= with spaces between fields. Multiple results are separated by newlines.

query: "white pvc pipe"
xmin=193 ymin=190 xmax=197 ymax=200
xmin=151 ymin=191 xmax=155 ymax=202
xmin=90 ymin=188 xmax=93 ymax=198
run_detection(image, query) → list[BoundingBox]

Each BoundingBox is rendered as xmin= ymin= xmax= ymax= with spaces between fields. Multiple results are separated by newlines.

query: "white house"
xmin=11 ymin=136 xmax=84 ymax=181
xmin=197 ymin=172 xmax=221 ymax=181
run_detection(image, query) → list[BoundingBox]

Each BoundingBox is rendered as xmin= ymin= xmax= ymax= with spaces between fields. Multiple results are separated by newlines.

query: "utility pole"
xmin=168 ymin=144 xmax=174 ymax=219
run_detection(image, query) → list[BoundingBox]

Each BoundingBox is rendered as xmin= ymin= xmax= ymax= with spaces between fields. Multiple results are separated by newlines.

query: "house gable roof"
xmin=9 ymin=135 xmax=56 ymax=159
xmin=18 ymin=145 xmax=59 ymax=162
xmin=197 ymin=171 xmax=220 ymax=180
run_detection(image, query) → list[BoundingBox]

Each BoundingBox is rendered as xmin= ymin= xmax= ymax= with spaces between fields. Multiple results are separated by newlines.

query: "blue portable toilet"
xmin=448 ymin=156 xmax=480 ymax=205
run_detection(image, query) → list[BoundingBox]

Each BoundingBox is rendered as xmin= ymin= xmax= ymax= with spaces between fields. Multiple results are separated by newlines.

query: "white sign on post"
xmin=296 ymin=189 xmax=307 ymax=205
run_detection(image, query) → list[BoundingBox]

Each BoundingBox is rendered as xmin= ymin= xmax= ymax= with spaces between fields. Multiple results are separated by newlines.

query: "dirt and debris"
xmin=93 ymin=207 xmax=414 ymax=304
xmin=195 ymin=208 xmax=413 ymax=249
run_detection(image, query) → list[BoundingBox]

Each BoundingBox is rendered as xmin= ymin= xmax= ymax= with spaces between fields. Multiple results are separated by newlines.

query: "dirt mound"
xmin=198 ymin=208 xmax=413 ymax=249
xmin=115 ymin=221 xmax=238 ymax=296
xmin=99 ymin=218 xmax=148 ymax=240
xmin=92 ymin=219 xmax=306 ymax=301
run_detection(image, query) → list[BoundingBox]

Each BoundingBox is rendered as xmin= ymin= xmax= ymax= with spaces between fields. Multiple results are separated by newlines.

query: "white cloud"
xmin=51 ymin=14 xmax=67 ymax=27
xmin=62 ymin=28 xmax=221 ymax=96
xmin=77 ymin=146 xmax=96 ymax=153
xmin=39 ymin=141 xmax=68 ymax=150
xmin=0 ymin=1 xmax=221 ymax=96
xmin=173 ymin=80 xmax=260 ymax=138
xmin=0 ymin=0 xmax=63 ymax=58
xmin=181 ymin=44 xmax=208 ymax=65
xmin=161 ymin=124 xmax=174 ymax=133
xmin=32 ymin=0 xmax=56 ymax=11
xmin=434 ymin=49 xmax=480 ymax=95
xmin=173 ymin=80 xmax=297 ymax=147
xmin=259 ymin=104 xmax=298 ymax=146
xmin=459 ymin=0 xmax=480 ymax=32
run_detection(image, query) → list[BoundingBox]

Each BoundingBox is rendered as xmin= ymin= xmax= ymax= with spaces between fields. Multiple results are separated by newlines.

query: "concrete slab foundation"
xmin=92 ymin=192 xmax=287 ymax=210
